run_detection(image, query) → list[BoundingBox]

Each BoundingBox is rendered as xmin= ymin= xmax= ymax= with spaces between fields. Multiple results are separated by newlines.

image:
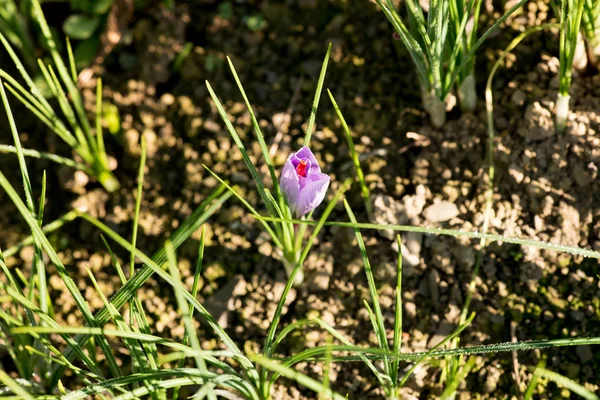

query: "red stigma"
xmin=296 ymin=159 xmax=308 ymax=177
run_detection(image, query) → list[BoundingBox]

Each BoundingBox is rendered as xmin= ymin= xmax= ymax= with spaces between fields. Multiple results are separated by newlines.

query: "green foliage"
xmin=556 ymin=0 xmax=586 ymax=133
xmin=63 ymin=14 xmax=101 ymax=40
xmin=0 ymin=0 xmax=120 ymax=192
xmin=374 ymin=0 xmax=529 ymax=127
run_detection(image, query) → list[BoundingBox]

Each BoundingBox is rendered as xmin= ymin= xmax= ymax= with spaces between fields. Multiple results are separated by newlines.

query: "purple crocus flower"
xmin=279 ymin=146 xmax=330 ymax=217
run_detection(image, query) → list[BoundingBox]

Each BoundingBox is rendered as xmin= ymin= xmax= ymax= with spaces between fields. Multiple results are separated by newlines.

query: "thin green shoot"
xmin=253 ymin=215 xmax=600 ymax=260
xmin=304 ymin=43 xmax=332 ymax=146
xmin=531 ymin=367 xmax=599 ymax=400
xmin=557 ymin=0 xmax=586 ymax=133
xmin=523 ymin=358 xmax=546 ymax=400
xmin=327 ymin=90 xmax=372 ymax=219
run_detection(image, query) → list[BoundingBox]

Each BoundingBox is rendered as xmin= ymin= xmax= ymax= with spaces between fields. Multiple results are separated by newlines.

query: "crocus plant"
xmin=204 ymin=44 xmax=348 ymax=288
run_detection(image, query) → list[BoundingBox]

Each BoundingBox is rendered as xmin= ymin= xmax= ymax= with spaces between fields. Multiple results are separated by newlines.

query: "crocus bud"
xmin=279 ymin=146 xmax=330 ymax=217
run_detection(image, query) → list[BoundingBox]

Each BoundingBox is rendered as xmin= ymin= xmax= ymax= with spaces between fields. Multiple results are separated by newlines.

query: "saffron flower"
xmin=280 ymin=146 xmax=330 ymax=217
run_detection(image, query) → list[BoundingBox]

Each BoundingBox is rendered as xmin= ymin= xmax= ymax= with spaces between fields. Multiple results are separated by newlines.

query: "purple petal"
xmin=294 ymin=146 xmax=321 ymax=174
xmin=295 ymin=173 xmax=330 ymax=217
xmin=279 ymin=156 xmax=300 ymax=212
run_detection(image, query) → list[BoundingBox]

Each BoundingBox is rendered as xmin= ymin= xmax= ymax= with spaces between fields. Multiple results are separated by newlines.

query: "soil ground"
xmin=1 ymin=0 xmax=599 ymax=398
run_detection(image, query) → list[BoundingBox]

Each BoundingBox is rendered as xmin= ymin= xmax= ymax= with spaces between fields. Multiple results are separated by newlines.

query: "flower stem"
xmin=282 ymin=252 xmax=304 ymax=287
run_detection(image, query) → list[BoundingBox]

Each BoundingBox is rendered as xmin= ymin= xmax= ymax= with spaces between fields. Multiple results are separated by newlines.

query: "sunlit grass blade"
xmin=0 ymin=369 xmax=36 ymax=400
xmin=66 ymin=37 xmax=78 ymax=84
xmin=0 ymin=32 xmax=53 ymax=115
xmin=327 ymin=89 xmax=372 ymax=219
xmin=0 ymin=147 xmax=92 ymax=175
xmin=70 ymin=212 xmax=260 ymax=386
xmin=205 ymin=80 xmax=270 ymax=207
xmin=269 ymin=317 xmax=388 ymax=388
xmin=227 ymin=56 xmax=280 ymax=199
xmin=556 ymin=0 xmax=586 ymax=133
xmin=304 ymin=43 xmax=332 ymax=146
xmin=0 ymin=75 xmax=34 ymax=209
xmin=165 ymin=241 xmax=216 ymax=400
xmin=391 ymin=235 xmax=403 ymax=389
xmin=533 ymin=368 xmax=599 ymax=400
xmin=4 ymin=285 xmax=105 ymax=378
xmin=174 ymin=226 xmax=208 ymax=400
xmin=0 ymin=0 xmax=120 ymax=191
xmin=53 ymin=185 xmax=231 ymax=384
xmin=203 ymin=165 xmax=283 ymax=249
xmin=294 ymin=336 xmax=600 ymax=362
xmin=3 ymin=210 xmax=79 ymax=258
xmin=0 ymin=170 xmax=123 ymax=379
xmin=523 ymin=358 xmax=546 ymax=400
xmin=439 ymin=356 xmax=476 ymax=399
xmin=250 ymin=353 xmax=347 ymax=400
xmin=345 ymin=199 xmax=395 ymax=378
xmin=84 ymin=267 xmax=147 ymax=382
xmin=100 ymin=234 xmax=160 ymax=383
xmin=252 ymin=216 xmax=600 ymax=259
xmin=30 ymin=0 xmax=92 ymax=137
xmin=62 ymin=370 xmax=257 ymax=400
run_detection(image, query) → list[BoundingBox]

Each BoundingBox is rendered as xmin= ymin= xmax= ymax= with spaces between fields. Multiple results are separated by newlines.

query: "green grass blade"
xmin=0 ymin=32 xmax=53 ymax=115
xmin=95 ymin=78 xmax=108 ymax=168
xmin=30 ymin=0 xmax=93 ymax=138
xmin=52 ymin=186 xmax=231 ymax=383
xmin=0 ymin=144 xmax=90 ymax=172
xmin=0 ymin=75 xmax=34 ymax=210
xmin=269 ymin=317 xmax=388 ymax=388
xmin=165 ymin=241 xmax=216 ymax=400
xmin=66 ymin=37 xmax=78 ymax=84
xmin=73 ymin=213 xmax=259 ymax=384
xmin=448 ymin=0 xmax=531 ymax=88
xmin=227 ymin=57 xmax=280 ymax=199
xmin=327 ymin=89 xmax=372 ymax=218
xmin=0 ymin=369 xmax=36 ymax=400
xmin=252 ymin=217 xmax=600 ymax=259
xmin=303 ymin=43 xmax=332 ymax=146
xmin=523 ymin=358 xmax=546 ymax=400
xmin=250 ymin=353 xmax=346 ymax=400
xmin=205 ymin=80 xmax=270 ymax=207
xmin=174 ymin=226 xmax=208 ymax=400
xmin=344 ymin=199 xmax=390 ymax=375
xmin=63 ymin=370 xmax=257 ymax=400
xmin=130 ymin=135 xmax=147 ymax=276
xmin=0 ymin=170 xmax=122 ymax=379
xmin=534 ymin=368 xmax=599 ymax=400
xmin=292 ymin=335 xmax=600 ymax=362
xmin=203 ymin=165 xmax=283 ymax=249
xmin=391 ymin=235 xmax=403 ymax=387
xmin=100 ymin=234 xmax=161 ymax=382
xmin=5 ymin=285 xmax=105 ymax=378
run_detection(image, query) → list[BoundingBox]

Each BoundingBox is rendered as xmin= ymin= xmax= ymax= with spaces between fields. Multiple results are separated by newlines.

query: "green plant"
xmin=581 ymin=0 xmax=600 ymax=67
xmin=0 ymin=85 xmax=344 ymax=398
xmin=205 ymin=44 xmax=338 ymax=287
xmin=374 ymin=0 xmax=528 ymax=127
xmin=62 ymin=0 xmax=114 ymax=68
xmin=0 ymin=0 xmax=36 ymax=70
xmin=524 ymin=362 xmax=599 ymax=400
xmin=0 ymin=0 xmax=120 ymax=192
xmin=440 ymin=23 xmax=558 ymax=400
xmin=556 ymin=0 xmax=585 ymax=133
